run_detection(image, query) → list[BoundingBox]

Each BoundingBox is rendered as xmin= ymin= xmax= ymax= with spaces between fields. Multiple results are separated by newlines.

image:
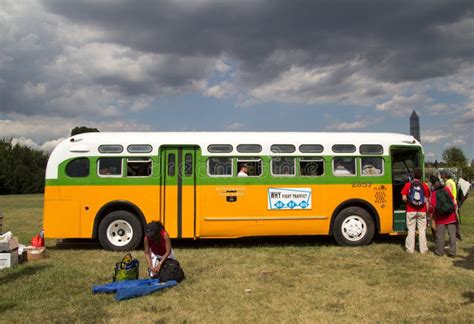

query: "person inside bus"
xmin=333 ymin=162 xmax=351 ymax=175
xmin=238 ymin=163 xmax=249 ymax=177
xmin=401 ymin=168 xmax=430 ymax=254
xmin=144 ymin=221 xmax=176 ymax=277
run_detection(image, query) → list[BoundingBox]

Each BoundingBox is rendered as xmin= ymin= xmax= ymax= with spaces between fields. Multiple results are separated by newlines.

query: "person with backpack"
xmin=429 ymin=175 xmax=458 ymax=257
xmin=144 ymin=221 xmax=185 ymax=282
xmin=401 ymin=168 xmax=430 ymax=253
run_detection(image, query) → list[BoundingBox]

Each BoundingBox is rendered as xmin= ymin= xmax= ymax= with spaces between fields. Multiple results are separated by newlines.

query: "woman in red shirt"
xmin=144 ymin=221 xmax=176 ymax=277
xmin=429 ymin=176 xmax=458 ymax=257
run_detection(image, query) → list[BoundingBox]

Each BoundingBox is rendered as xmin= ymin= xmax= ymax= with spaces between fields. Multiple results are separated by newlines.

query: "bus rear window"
xmin=208 ymin=157 xmax=233 ymax=177
xmin=66 ymin=158 xmax=90 ymax=178
xmin=127 ymin=158 xmax=152 ymax=177
xmin=98 ymin=157 xmax=122 ymax=176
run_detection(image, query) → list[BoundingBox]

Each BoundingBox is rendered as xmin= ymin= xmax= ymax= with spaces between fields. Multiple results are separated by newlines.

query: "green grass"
xmin=0 ymin=194 xmax=473 ymax=322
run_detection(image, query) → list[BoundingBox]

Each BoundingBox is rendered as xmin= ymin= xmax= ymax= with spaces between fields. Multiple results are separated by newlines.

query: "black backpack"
xmin=435 ymin=188 xmax=455 ymax=216
xmin=158 ymin=259 xmax=186 ymax=282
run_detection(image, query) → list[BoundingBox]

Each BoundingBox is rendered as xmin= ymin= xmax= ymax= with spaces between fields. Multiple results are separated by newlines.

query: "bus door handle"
xmin=226 ymin=190 xmax=237 ymax=203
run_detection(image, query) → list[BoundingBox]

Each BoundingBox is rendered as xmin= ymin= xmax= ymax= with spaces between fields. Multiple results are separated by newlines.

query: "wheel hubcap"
xmin=107 ymin=220 xmax=133 ymax=247
xmin=341 ymin=215 xmax=367 ymax=241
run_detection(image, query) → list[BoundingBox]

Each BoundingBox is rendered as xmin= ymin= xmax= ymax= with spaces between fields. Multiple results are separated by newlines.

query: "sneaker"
xmin=447 ymin=253 xmax=456 ymax=258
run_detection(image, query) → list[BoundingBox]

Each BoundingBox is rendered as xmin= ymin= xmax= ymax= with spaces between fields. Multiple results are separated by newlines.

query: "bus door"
xmin=390 ymin=147 xmax=423 ymax=231
xmin=160 ymin=146 xmax=198 ymax=239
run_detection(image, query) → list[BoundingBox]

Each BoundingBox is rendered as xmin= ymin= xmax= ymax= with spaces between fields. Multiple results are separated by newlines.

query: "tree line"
xmin=0 ymin=129 xmax=472 ymax=195
xmin=0 ymin=127 xmax=99 ymax=195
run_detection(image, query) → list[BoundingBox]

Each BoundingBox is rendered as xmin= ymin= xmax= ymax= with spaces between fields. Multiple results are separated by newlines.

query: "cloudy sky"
xmin=0 ymin=0 xmax=473 ymax=160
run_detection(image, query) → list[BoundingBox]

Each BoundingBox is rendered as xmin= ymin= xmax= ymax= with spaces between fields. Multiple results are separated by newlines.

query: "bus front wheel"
xmin=333 ymin=207 xmax=375 ymax=246
xmin=98 ymin=210 xmax=143 ymax=251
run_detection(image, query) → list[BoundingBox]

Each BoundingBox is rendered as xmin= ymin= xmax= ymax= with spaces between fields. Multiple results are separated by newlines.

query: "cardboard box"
xmin=25 ymin=248 xmax=45 ymax=262
xmin=0 ymin=237 xmax=18 ymax=252
xmin=0 ymin=249 xmax=19 ymax=269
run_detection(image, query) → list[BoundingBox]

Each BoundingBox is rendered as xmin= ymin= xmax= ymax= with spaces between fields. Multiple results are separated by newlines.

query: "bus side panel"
xmin=56 ymin=185 xmax=159 ymax=238
xmin=198 ymin=184 xmax=329 ymax=237
xmin=321 ymin=184 xmax=393 ymax=234
xmin=44 ymin=185 xmax=81 ymax=238
xmin=197 ymin=183 xmax=392 ymax=238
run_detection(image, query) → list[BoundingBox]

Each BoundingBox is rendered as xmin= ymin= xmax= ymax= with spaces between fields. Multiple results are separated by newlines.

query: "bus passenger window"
xmin=300 ymin=158 xmax=324 ymax=176
xmin=66 ymin=158 xmax=90 ymax=178
xmin=271 ymin=157 xmax=295 ymax=176
xmin=333 ymin=157 xmax=355 ymax=176
xmin=127 ymin=158 xmax=152 ymax=177
xmin=208 ymin=157 xmax=233 ymax=177
xmin=361 ymin=157 xmax=384 ymax=176
xmin=237 ymin=159 xmax=262 ymax=177
xmin=98 ymin=157 xmax=122 ymax=176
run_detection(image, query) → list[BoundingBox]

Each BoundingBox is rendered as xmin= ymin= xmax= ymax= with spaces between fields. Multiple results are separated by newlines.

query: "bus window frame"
xmin=97 ymin=157 xmax=124 ymax=178
xmin=236 ymin=158 xmax=263 ymax=178
xmin=207 ymin=157 xmax=234 ymax=178
xmin=126 ymin=157 xmax=153 ymax=178
xmin=332 ymin=157 xmax=357 ymax=177
xmin=65 ymin=157 xmax=90 ymax=178
xmin=360 ymin=157 xmax=384 ymax=177
xmin=271 ymin=156 xmax=296 ymax=177
xmin=298 ymin=157 xmax=325 ymax=177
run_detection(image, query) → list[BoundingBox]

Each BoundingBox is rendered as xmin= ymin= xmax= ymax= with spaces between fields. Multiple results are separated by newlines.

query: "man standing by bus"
xmin=401 ymin=168 xmax=430 ymax=253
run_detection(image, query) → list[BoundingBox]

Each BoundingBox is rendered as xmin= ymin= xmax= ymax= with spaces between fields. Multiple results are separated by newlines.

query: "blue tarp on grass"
xmin=92 ymin=278 xmax=177 ymax=301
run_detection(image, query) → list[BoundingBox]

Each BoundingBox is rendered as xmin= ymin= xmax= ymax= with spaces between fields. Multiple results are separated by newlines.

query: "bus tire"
xmin=98 ymin=210 xmax=143 ymax=251
xmin=333 ymin=207 xmax=375 ymax=246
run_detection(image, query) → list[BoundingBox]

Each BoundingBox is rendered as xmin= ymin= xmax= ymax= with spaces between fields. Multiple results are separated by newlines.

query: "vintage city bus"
xmin=43 ymin=132 xmax=423 ymax=250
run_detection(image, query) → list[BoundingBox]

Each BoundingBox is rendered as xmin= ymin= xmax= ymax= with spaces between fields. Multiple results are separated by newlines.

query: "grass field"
xmin=0 ymin=194 xmax=473 ymax=322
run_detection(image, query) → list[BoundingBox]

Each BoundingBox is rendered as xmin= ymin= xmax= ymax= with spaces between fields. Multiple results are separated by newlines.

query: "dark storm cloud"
xmin=43 ymin=0 xmax=474 ymax=83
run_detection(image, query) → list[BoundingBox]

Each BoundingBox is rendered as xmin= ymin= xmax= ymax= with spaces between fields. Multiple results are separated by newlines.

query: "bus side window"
xmin=208 ymin=157 xmax=233 ymax=177
xmin=333 ymin=157 xmax=356 ymax=176
xmin=66 ymin=158 xmax=90 ymax=178
xmin=300 ymin=158 xmax=324 ymax=176
xmin=271 ymin=157 xmax=295 ymax=176
xmin=127 ymin=158 xmax=152 ymax=177
xmin=98 ymin=157 xmax=122 ymax=176
xmin=237 ymin=158 xmax=262 ymax=177
xmin=361 ymin=157 xmax=384 ymax=176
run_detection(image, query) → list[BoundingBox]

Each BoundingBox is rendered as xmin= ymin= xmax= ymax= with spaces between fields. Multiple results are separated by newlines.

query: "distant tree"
xmin=0 ymin=139 xmax=49 ymax=194
xmin=442 ymin=147 xmax=468 ymax=169
xmin=71 ymin=126 xmax=100 ymax=136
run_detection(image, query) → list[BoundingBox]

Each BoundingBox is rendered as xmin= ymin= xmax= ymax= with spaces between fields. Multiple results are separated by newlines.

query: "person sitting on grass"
xmin=144 ymin=221 xmax=176 ymax=278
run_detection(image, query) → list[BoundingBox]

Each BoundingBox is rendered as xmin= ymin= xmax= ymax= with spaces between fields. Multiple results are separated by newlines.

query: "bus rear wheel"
xmin=98 ymin=210 xmax=143 ymax=251
xmin=333 ymin=207 xmax=375 ymax=246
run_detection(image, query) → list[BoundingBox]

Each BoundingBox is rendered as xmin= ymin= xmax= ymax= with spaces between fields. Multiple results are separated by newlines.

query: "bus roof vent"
xmin=69 ymin=145 xmax=90 ymax=153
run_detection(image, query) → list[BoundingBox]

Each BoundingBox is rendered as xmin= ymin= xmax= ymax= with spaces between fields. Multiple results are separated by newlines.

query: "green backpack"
xmin=113 ymin=253 xmax=139 ymax=281
xmin=435 ymin=188 xmax=455 ymax=216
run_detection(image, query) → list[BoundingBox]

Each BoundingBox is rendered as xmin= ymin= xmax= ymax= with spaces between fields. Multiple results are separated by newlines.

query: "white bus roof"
xmin=46 ymin=132 xmax=422 ymax=179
